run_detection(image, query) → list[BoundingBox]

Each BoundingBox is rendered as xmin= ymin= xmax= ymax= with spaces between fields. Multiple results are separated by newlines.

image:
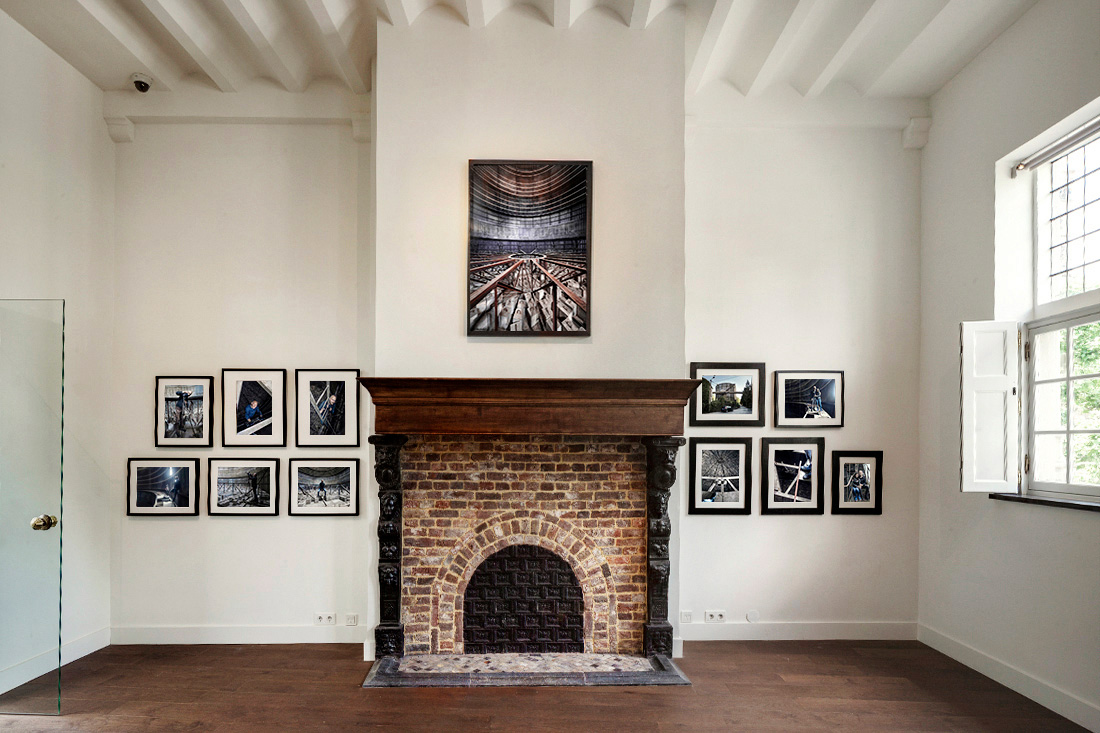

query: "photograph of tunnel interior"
xmin=295 ymin=466 xmax=351 ymax=508
xmin=784 ymin=378 xmax=836 ymax=419
xmin=215 ymin=465 xmax=271 ymax=508
xmin=135 ymin=466 xmax=190 ymax=508
xmin=468 ymin=161 xmax=591 ymax=335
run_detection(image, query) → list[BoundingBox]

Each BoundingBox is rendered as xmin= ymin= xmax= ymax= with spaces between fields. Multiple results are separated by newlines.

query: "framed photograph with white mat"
xmin=208 ymin=458 xmax=279 ymax=516
xmin=154 ymin=376 xmax=213 ymax=447
xmin=126 ymin=458 xmax=200 ymax=516
xmin=688 ymin=437 xmax=752 ymax=515
xmin=688 ymin=362 xmax=766 ymax=427
xmin=759 ymin=438 xmax=825 ymax=515
xmin=831 ymin=451 xmax=883 ymax=515
xmin=222 ymin=369 xmax=286 ymax=447
xmin=773 ymin=371 xmax=844 ymax=428
xmin=289 ymin=458 xmax=359 ymax=516
xmin=295 ymin=369 xmax=361 ymax=447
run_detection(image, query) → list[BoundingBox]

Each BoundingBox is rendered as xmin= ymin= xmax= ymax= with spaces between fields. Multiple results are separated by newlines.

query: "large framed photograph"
xmin=688 ymin=438 xmax=752 ymax=515
xmin=208 ymin=458 xmax=279 ymax=516
xmin=760 ymin=438 xmax=825 ymax=515
xmin=832 ymin=451 xmax=883 ymax=515
xmin=155 ymin=376 xmax=214 ymax=447
xmin=222 ymin=369 xmax=286 ymax=447
xmin=127 ymin=458 xmax=200 ymax=516
xmin=689 ymin=362 xmax=766 ymax=427
xmin=468 ymin=160 xmax=591 ymax=336
xmin=774 ymin=371 xmax=844 ymax=428
xmin=295 ymin=369 xmax=361 ymax=447
xmin=288 ymin=459 xmax=359 ymax=516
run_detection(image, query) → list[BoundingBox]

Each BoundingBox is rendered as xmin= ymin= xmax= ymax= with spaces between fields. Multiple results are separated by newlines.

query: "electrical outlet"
xmin=345 ymin=613 xmax=359 ymax=626
xmin=680 ymin=611 xmax=692 ymax=624
xmin=704 ymin=609 xmax=726 ymax=624
xmin=315 ymin=612 xmax=336 ymax=626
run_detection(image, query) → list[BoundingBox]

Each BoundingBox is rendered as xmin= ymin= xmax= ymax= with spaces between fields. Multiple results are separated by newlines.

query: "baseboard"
xmin=919 ymin=624 xmax=1100 ymax=732
xmin=673 ymin=636 xmax=683 ymax=658
xmin=678 ymin=621 xmax=918 ymax=641
xmin=111 ymin=625 xmax=367 ymax=645
xmin=0 ymin=627 xmax=110 ymax=696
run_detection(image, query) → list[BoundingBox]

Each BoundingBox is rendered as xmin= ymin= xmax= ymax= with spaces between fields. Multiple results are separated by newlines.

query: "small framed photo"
xmin=832 ymin=451 xmax=883 ymax=515
xmin=295 ymin=369 xmax=361 ymax=447
xmin=688 ymin=438 xmax=752 ymax=515
xmin=689 ymin=362 xmax=766 ymax=427
xmin=222 ymin=369 xmax=286 ymax=447
xmin=155 ymin=376 xmax=214 ymax=447
xmin=208 ymin=458 xmax=280 ymax=516
xmin=127 ymin=458 xmax=200 ymax=516
xmin=289 ymin=459 xmax=359 ymax=516
xmin=760 ymin=438 xmax=825 ymax=515
xmin=774 ymin=371 xmax=844 ymax=428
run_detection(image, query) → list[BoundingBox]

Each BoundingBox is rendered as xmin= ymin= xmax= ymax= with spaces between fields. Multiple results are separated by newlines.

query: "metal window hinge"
xmin=1024 ymin=454 xmax=1031 ymax=474
xmin=1024 ymin=340 xmax=1031 ymax=362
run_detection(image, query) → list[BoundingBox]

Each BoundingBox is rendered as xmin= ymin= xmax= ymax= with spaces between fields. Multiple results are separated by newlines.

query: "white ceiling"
xmin=0 ymin=0 xmax=1037 ymax=100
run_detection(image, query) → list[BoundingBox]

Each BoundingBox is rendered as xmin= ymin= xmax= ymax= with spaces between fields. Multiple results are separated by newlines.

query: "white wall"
xmin=0 ymin=8 xmax=115 ymax=680
xmin=679 ymin=122 xmax=922 ymax=640
xmin=109 ymin=123 xmax=373 ymax=645
xmin=373 ymin=5 xmax=686 ymax=379
xmin=919 ymin=1 xmax=1100 ymax=729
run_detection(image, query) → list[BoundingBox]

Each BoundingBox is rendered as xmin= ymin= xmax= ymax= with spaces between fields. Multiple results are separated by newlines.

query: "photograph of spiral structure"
xmin=468 ymin=161 xmax=591 ymax=335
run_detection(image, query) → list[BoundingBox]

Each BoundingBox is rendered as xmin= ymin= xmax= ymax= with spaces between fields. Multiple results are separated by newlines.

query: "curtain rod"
xmin=1013 ymin=115 xmax=1100 ymax=178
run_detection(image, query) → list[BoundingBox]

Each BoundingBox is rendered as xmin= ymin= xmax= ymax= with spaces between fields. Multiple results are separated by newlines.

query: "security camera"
xmin=130 ymin=73 xmax=152 ymax=93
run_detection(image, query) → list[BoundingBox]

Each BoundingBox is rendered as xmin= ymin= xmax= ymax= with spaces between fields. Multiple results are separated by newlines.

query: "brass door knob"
xmin=30 ymin=514 xmax=58 ymax=531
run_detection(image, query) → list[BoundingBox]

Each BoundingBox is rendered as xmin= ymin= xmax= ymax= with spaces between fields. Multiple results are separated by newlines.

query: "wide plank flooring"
xmin=0 ymin=641 xmax=1087 ymax=732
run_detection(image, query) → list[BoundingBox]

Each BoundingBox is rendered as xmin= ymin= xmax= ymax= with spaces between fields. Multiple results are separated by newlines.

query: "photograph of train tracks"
xmin=467 ymin=160 xmax=591 ymax=335
xmin=760 ymin=438 xmax=825 ymax=514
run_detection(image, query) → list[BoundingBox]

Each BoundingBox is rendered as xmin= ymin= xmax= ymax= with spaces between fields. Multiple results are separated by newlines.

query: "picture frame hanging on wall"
xmin=221 ymin=369 xmax=287 ymax=447
xmin=759 ymin=437 xmax=825 ymax=515
xmin=831 ymin=451 xmax=883 ymax=515
xmin=689 ymin=362 xmax=766 ymax=427
xmin=688 ymin=437 xmax=752 ymax=515
xmin=294 ymin=369 xmax=361 ymax=448
xmin=126 ymin=458 xmax=200 ymax=516
xmin=208 ymin=458 xmax=280 ymax=516
xmin=467 ymin=160 xmax=592 ymax=336
xmin=154 ymin=376 xmax=214 ymax=448
xmin=288 ymin=458 xmax=360 ymax=516
xmin=773 ymin=370 xmax=845 ymax=428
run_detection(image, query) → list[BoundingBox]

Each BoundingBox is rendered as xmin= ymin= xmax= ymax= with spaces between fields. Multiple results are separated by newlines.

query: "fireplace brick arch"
xmin=431 ymin=511 xmax=619 ymax=654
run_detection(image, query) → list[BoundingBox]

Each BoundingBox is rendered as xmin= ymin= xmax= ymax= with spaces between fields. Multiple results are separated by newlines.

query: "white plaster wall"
xmin=373 ymin=5 xmax=686 ymax=379
xmin=918 ymin=1 xmax=1100 ymax=728
xmin=0 ymin=9 xmax=115 ymax=679
xmin=110 ymin=123 xmax=373 ymax=645
xmin=680 ymin=123 xmax=922 ymax=639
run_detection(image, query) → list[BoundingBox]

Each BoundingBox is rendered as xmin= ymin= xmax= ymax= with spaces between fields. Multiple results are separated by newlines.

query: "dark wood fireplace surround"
xmin=359 ymin=377 xmax=700 ymax=659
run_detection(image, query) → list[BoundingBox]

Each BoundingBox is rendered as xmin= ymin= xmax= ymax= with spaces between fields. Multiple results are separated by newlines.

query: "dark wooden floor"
xmin=0 ymin=641 xmax=1086 ymax=732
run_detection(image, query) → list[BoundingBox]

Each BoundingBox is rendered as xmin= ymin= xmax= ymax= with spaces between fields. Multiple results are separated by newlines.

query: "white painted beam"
xmin=747 ymin=0 xmax=822 ymax=97
xmin=464 ymin=0 xmax=487 ymax=27
xmin=686 ymin=0 xmax=734 ymax=97
xmin=843 ymin=0 xmax=947 ymax=96
xmin=902 ymin=116 xmax=932 ymax=149
xmin=629 ymin=0 xmax=652 ymax=28
xmin=220 ymin=0 xmax=308 ymax=92
xmin=104 ymin=116 xmax=135 ymax=143
xmin=68 ymin=0 xmax=185 ymax=90
xmin=553 ymin=0 xmax=573 ymax=28
xmin=304 ymin=0 xmax=370 ymax=94
xmin=378 ymin=0 xmax=410 ymax=26
xmin=804 ymin=0 xmax=884 ymax=98
xmin=137 ymin=0 xmax=243 ymax=92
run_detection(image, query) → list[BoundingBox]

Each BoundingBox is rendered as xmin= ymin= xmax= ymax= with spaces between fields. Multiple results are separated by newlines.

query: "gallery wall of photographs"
xmin=687 ymin=362 xmax=883 ymax=517
xmin=129 ymin=369 xmax=362 ymax=518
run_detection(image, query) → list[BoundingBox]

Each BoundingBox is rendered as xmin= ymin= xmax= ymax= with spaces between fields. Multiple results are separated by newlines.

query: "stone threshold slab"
xmin=362 ymin=653 xmax=690 ymax=688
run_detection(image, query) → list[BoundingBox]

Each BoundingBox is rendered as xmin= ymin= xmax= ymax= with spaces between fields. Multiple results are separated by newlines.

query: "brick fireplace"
xmin=361 ymin=378 xmax=698 ymax=661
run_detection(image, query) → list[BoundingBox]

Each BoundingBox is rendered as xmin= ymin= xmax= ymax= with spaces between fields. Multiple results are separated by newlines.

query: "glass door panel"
xmin=0 ymin=299 xmax=63 ymax=715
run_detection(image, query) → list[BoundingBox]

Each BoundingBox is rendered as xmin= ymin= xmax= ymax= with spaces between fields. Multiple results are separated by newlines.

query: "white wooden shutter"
xmin=960 ymin=321 xmax=1020 ymax=493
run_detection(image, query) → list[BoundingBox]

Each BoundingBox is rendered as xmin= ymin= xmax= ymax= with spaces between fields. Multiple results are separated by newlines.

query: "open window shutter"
xmin=960 ymin=321 xmax=1020 ymax=493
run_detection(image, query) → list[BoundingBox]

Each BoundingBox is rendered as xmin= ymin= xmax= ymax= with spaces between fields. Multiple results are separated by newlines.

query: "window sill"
xmin=989 ymin=493 xmax=1100 ymax=514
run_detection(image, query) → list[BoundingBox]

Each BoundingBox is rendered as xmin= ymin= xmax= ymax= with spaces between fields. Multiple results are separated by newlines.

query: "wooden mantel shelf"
xmin=359 ymin=378 xmax=701 ymax=436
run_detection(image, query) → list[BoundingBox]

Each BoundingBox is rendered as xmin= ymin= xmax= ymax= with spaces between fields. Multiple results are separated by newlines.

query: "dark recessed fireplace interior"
xmin=463 ymin=544 xmax=584 ymax=655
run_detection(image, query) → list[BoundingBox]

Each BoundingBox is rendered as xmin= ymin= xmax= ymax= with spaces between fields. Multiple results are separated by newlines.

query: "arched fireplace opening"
xmin=462 ymin=544 xmax=584 ymax=654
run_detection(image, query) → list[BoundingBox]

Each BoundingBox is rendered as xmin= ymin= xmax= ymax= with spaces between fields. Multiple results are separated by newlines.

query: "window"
xmin=1027 ymin=313 xmax=1100 ymax=500
xmin=1038 ymin=137 xmax=1100 ymax=304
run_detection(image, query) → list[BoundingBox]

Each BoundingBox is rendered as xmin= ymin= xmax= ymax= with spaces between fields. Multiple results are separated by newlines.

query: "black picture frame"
xmin=208 ymin=458 xmax=280 ymax=516
xmin=467 ymin=160 xmax=593 ymax=337
xmin=294 ymin=369 xmax=361 ymax=448
xmin=831 ymin=451 xmax=883 ymax=515
xmin=688 ymin=437 xmax=752 ymax=515
xmin=221 ymin=369 xmax=287 ymax=447
xmin=154 ymin=376 xmax=214 ymax=448
xmin=773 ymin=370 xmax=845 ymax=428
xmin=288 ymin=458 xmax=360 ymax=516
xmin=759 ymin=437 xmax=825 ymax=515
xmin=689 ymin=362 xmax=766 ymax=427
xmin=126 ymin=458 xmax=201 ymax=516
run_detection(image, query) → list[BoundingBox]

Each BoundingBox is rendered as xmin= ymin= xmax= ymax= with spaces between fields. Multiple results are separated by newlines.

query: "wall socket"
xmin=345 ymin=613 xmax=359 ymax=626
xmin=704 ymin=610 xmax=726 ymax=623
xmin=315 ymin=612 xmax=336 ymax=626
xmin=680 ymin=611 xmax=692 ymax=624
